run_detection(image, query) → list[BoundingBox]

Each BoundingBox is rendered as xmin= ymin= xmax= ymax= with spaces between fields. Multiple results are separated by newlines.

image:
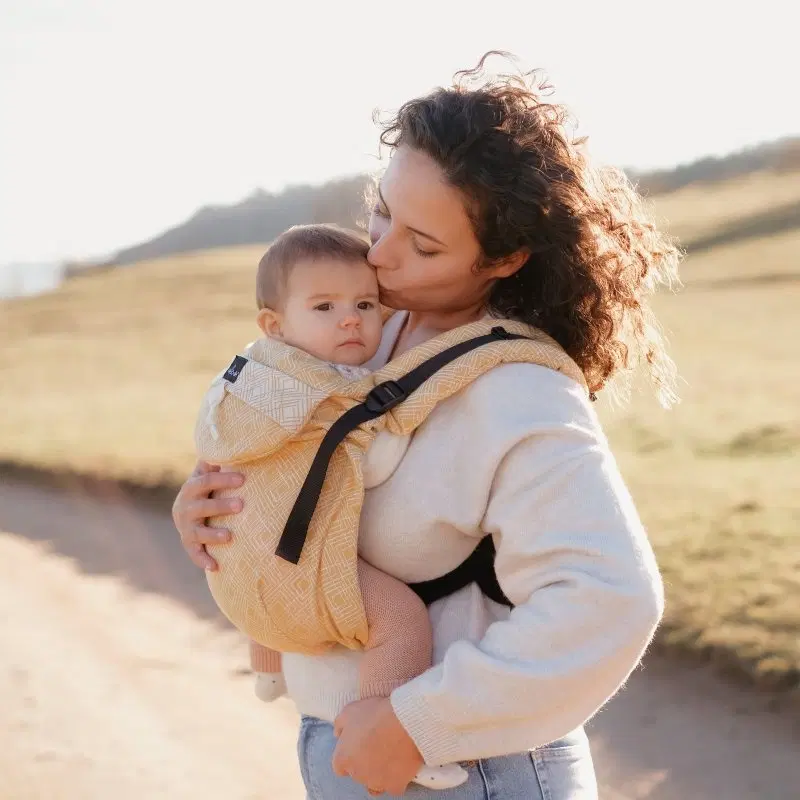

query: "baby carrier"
xmin=195 ymin=317 xmax=587 ymax=655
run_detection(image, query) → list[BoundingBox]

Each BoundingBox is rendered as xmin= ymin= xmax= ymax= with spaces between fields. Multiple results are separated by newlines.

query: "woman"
xmin=172 ymin=53 xmax=679 ymax=798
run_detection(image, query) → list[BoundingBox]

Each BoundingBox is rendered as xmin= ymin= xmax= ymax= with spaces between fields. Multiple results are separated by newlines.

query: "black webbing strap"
xmin=275 ymin=326 xmax=528 ymax=564
xmin=408 ymin=535 xmax=513 ymax=608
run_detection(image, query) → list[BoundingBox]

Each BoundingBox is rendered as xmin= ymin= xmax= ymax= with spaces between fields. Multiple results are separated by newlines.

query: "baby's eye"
xmin=357 ymin=301 xmax=375 ymax=310
xmin=314 ymin=302 xmax=333 ymax=311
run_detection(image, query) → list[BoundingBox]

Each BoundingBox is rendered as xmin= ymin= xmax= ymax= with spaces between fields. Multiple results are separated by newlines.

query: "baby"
xmin=240 ymin=224 xmax=467 ymax=790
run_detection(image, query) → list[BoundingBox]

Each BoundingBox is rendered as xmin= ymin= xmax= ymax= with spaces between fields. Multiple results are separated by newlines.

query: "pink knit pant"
xmin=250 ymin=558 xmax=432 ymax=698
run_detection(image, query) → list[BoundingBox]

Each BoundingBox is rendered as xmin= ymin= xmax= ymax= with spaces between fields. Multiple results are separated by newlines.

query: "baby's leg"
xmin=250 ymin=640 xmax=282 ymax=673
xmin=357 ymin=559 xmax=432 ymax=699
xmin=358 ymin=560 xmax=468 ymax=790
xmin=250 ymin=640 xmax=287 ymax=702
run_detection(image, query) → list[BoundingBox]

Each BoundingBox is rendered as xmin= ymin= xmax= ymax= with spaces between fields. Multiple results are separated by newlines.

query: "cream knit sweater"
xmin=281 ymin=312 xmax=664 ymax=767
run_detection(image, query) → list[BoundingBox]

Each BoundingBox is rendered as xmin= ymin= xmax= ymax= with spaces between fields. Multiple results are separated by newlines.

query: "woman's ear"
xmin=256 ymin=308 xmax=284 ymax=339
xmin=491 ymin=248 xmax=530 ymax=279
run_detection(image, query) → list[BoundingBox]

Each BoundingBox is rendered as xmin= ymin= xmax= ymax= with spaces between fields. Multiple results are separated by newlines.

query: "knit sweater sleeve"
xmin=389 ymin=364 xmax=665 ymax=766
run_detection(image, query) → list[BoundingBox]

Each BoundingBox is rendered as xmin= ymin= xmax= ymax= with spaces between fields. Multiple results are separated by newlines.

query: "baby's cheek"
xmin=367 ymin=317 xmax=385 ymax=350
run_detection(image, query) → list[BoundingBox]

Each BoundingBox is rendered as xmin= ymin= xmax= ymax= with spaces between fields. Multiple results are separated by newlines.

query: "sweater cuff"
xmin=390 ymin=680 xmax=461 ymax=767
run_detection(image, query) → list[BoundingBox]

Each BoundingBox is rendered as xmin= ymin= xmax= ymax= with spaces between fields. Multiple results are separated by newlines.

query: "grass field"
xmin=2 ymin=169 xmax=798 ymax=692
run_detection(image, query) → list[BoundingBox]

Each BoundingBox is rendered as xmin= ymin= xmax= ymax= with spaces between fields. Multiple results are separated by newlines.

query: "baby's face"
xmin=266 ymin=258 xmax=383 ymax=366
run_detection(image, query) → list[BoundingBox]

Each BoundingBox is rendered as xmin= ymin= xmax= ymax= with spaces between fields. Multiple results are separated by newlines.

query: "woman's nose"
xmin=367 ymin=240 xmax=383 ymax=267
xmin=367 ymin=227 xmax=393 ymax=270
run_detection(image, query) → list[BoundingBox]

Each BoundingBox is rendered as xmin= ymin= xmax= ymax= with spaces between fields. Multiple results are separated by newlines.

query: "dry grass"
xmin=2 ymin=172 xmax=799 ymax=691
xmin=648 ymin=168 xmax=800 ymax=247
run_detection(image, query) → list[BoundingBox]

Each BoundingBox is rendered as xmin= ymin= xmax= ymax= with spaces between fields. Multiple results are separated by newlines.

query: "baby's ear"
xmin=256 ymin=308 xmax=283 ymax=339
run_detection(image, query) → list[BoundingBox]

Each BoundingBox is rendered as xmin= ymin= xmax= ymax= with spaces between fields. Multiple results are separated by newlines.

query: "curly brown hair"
xmin=375 ymin=52 xmax=682 ymax=406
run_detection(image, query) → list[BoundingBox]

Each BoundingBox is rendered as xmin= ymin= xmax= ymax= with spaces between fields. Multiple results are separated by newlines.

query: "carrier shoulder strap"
xmin=276 ymin=326 xmax=526 ymax=566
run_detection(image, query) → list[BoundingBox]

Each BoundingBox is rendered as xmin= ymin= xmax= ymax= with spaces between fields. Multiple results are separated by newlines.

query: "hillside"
xmin=110 ymin=174 xmax=370 ymax=267
xmin=103 ymin=137 xmax=799 ymax=268
xmin=629 ymin=135 xmax=800 ymax=195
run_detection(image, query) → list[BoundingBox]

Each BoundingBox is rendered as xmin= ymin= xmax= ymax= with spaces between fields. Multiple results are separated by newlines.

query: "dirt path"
xmin=1 ymin=474 xmax=798 ymax=799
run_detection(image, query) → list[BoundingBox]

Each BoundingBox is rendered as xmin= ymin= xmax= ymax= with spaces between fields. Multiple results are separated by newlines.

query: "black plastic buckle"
xmin=364 ymin=380 xmax=407 ymax=414
xmin=491 ymin=326 xmax=512 ymax=339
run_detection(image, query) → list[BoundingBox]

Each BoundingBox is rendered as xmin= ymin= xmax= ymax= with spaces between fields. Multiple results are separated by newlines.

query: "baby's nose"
xmin=340 ymin=313 xmax=361 ymax=328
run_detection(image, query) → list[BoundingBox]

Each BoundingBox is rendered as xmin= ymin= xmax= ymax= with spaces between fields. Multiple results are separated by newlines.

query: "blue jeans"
xmin=297 ymin=715 xmax=598 ymax=799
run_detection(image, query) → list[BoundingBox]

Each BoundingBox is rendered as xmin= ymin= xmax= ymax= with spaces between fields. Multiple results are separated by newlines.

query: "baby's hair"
xmin=256 ymin=224 xmax=371 ymax=309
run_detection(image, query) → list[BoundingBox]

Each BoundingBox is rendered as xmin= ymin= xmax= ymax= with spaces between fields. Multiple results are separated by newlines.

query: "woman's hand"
xmin=171 ymin=459 xmax=244 ymax=571
xmin=332 ymin=697 xmax=424 ymax=797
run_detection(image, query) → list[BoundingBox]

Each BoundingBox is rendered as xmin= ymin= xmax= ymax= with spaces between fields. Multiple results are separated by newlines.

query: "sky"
xmin=0 ymin=0 xmax=796 ymax=265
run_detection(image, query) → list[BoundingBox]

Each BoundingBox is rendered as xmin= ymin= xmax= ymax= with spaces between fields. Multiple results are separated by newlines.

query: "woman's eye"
xmin=413 ymin=241 xmax=437 ymax=258
xmin=314 ymin=303 xmax=332 ymax=311
xmin=373 ymin=204 xmax=389 ymax=218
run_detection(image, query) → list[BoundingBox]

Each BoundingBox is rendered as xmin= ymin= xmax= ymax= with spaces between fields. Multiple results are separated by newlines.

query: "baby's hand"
xmin=254 ymin=671 xmax=287 ymax=703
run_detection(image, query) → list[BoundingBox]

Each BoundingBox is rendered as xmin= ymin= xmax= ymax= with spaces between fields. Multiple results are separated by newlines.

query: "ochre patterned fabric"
xmin=195 ymin=318 xmax=587 ymax=656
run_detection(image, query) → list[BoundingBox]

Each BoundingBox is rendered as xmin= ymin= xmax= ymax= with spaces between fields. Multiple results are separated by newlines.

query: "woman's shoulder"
xmin=424 ymin=360 xmax=604 ymax=459
xmin=458 ymin=360 xmax=594 ymax=423
xmin=412 ymin=361 xmax=607 ymax=495
xmin=456 ymin=314 xmax=592 ymax=417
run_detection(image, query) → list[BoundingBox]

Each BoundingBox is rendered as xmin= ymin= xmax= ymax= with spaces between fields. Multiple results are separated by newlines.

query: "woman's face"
xmin=367 ymin=145 xmax=498 ymax=314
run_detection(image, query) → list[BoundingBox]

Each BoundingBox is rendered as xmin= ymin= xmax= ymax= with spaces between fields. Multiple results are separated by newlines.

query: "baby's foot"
xmin=412 ymin=763 xmax=469 ymax=790
xmin=254 ymin=671 xmax=287 ymax=702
